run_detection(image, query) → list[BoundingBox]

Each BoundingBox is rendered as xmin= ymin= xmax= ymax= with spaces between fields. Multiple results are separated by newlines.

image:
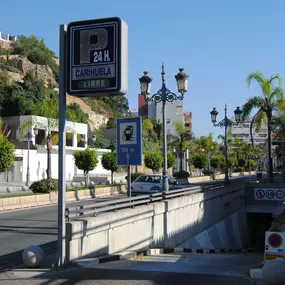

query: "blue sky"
xmin=1 ymin=0 xmax=285 ymax=139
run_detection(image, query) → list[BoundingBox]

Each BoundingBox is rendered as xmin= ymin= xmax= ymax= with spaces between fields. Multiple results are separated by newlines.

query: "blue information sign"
xmin=116 ymin=116 xmax=142 ymax=166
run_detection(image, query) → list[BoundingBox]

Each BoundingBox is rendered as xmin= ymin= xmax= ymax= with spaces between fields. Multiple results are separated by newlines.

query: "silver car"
xmin=131 ymin=174 xmax=182 ymax=195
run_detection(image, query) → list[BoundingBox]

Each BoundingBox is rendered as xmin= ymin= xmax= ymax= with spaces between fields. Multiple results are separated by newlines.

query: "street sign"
xmin=116 ymin=117 xmax=142 ymax=166
xmin=264 ymin=231 xmax=285 ymax=260
xmin=67 ymin=17 xmax=128 ymax=96
xmin=254 ymin=188 xmax=285 ymax=201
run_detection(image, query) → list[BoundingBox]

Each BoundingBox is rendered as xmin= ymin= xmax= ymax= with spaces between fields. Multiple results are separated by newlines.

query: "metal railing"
xmin=65 ymin=179 xmax=248 ymax=221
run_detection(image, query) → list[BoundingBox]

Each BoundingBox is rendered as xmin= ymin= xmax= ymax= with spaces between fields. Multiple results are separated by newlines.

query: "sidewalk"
xmin=0 ymin=267 xmax=255 ymax=285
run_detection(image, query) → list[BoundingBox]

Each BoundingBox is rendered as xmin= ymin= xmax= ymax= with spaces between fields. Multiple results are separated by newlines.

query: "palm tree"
xmin=19 ymin=97 xmax=74 ymax=179
xmin=242 ymin=72 xmax=285 ymax=181
xmin=272 ymin=110 xmax=285 ymax=178
xmin=173 ymin=121 xmax=193 ymax=172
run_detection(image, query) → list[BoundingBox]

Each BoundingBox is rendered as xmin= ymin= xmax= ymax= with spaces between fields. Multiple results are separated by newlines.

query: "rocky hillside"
xmin=0 ymin=37 xmax=109 ymax=130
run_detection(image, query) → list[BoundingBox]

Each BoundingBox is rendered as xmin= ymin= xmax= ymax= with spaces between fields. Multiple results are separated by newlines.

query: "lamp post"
xmin=139 ymin=64 xmax=189 ymax=191
xmin=210 ymin=104 xmax=242 ymax=183
xmin=26 ymin=127 xmax=38 ymax=186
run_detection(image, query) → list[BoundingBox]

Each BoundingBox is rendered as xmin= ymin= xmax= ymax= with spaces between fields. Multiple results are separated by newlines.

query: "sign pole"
xmin=57 ymin=24 xmax=67 ymax=268
xmin=127 ymin=166 xmax=131 ymax=197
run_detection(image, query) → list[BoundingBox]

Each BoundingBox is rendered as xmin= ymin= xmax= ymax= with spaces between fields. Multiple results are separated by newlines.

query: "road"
xmin=0 ymin=194 xmax=128 ymax=256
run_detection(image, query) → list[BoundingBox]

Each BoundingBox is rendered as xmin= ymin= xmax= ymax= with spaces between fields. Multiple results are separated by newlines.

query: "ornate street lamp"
xmin=139 ymin=64 xmax=189 ymax=191
xmin=210 ymin=104 xmax=242 ymax=183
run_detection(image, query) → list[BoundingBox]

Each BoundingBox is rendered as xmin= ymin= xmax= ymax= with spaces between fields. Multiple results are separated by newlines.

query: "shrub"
xmin=173 ymin=170 xmax=190 ymax=179
xmin=125 ymin=172 xmax=144 ymax=182
xmin=30 ymin=178 xmax=58 ymax=193
xmin=144 ymin=151 xmax=163 ymax=173
xmin=0 ymin=135 xmax=15 ymax=172
xmin=167 ymin=152 xmax=176 ymax=169
xmin=192 ymin=153 xmax=209 ymax=169
xmin=27 ymin=48 xmax=51 ymax=65
xmin=202 ymin=169 xmax=215 ymax=176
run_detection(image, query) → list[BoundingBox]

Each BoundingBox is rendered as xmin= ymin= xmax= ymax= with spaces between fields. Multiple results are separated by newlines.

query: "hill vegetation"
xmin=0 ymin=35 xmax=130 ymax=126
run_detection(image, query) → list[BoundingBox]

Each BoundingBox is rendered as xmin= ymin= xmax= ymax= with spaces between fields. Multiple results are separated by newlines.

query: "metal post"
xmin=57 ymin=24 xmax=67 ymax=268
xmin=127 ymin=166 xmax=131 ymax=197
xmin=162 ymin=98 xmax=169 ymax=191
xmin=161 ymin=64 xmax=169 ymax=192
xmin=224 ymin=104 xmax=229 ymax=183
xmin=26 ymin=135 xmax=30 ymax=186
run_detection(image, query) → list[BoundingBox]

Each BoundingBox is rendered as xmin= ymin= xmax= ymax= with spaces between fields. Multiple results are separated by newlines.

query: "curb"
xmin=148 ymin=248 xmax=253 ymax=254
xmin=71 ymin=248 xmax=254 ymax=268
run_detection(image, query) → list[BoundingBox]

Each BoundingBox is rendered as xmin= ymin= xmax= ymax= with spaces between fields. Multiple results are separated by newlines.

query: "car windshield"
xmin=134 ymin=175 xmax=161 ymax=183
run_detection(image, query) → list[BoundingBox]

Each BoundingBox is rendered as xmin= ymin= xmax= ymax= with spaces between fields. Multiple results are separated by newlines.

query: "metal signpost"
xmin=116 ymin=117 xmax=142 ymax=196
xmin=57 ymin=17 xmax=128 ymax=268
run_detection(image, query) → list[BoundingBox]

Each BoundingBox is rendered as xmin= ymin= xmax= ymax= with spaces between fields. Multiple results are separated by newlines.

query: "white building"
xmin=231 ymin=119 xmax=267 ymax=146
xmin=148 ymin=100 xmax=184 ymax=136
xmin=1 ymin=115 xmax=125 ymax=184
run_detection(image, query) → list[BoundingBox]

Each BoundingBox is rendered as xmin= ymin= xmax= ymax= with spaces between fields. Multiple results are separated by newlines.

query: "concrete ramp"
xmin=178 ymin=207 xmax=248 ymax=250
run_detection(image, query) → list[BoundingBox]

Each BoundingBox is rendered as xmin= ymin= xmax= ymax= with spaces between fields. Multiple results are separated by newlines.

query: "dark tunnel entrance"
xmin=247 ymin=213 xmax=273 ymax=251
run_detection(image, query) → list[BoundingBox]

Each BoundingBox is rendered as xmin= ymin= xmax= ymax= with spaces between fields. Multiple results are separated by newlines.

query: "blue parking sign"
xmin=116 ymin=116 xmax=142 ymax=166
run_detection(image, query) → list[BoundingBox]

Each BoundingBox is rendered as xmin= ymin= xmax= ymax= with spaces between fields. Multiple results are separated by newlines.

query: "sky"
xmin=1 ymin=0 xmax=285 ymax=140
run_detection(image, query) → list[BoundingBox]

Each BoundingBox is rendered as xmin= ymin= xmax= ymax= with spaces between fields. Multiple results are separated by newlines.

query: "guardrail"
xmin=65 ymin=178 xmax=248 ymax=221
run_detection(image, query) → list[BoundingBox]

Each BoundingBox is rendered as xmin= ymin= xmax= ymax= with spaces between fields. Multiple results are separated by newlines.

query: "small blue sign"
xmin=116 ymin=116 xmax=142 ymax=166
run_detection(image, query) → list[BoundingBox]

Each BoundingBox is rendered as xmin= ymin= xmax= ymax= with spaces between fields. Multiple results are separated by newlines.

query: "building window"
xmin=66 ymin=132 xmax=73 ymax=147
xmin=185 ymin=123 xmax=190 ymax=127
xmin=77 ymin=134 xmax=85 ymax=147
xmin=176 ymin=106 xmax=183 ymax=114
xmin=167 ymin=119 xmax=171 ymax=124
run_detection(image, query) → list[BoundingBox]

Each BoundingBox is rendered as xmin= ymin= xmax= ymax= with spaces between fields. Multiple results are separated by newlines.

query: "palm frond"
xmin=255 ymin=111 xmax=267 ymax=132
xmin=247 ymin=72 xmax=266 ymax=90
xmin=242 ymin=96 xmax=264 ymax=120
xmin=269 ymin=74 xmax=282 ymax=86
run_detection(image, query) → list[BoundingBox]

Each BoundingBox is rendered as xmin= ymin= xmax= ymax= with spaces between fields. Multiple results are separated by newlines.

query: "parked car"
xmin=131 ymin=174 xmax=182 ymax=195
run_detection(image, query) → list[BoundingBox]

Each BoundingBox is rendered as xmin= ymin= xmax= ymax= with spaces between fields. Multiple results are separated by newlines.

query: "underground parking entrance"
xmin=247 ymin=212 xmax=274 ymax=251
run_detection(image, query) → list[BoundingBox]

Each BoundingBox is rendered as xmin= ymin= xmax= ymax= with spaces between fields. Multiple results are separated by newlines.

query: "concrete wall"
xmin=66 ymin=183 xmax=245 ymax=261
xmin=12 ymin=148 xmax=113 ymax=182
xmin=179 ymin=207 xmax=248 ymax=249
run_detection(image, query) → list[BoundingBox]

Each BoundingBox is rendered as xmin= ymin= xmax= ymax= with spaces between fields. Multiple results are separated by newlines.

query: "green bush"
xmin=173 ymin=171 xmax=190 ymax=179
xmin=30 ymin=178 xmax=58 ymax=193
xmin=125 ymin=172 xmax=144 ymax=182
xmin=27 ymin=48 xmax=51 ymax=65
xmin=202 ymin=169 xmax=215 ymax=176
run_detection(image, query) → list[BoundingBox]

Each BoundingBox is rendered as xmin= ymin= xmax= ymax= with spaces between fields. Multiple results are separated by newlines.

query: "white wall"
xmin=17 ymin=147 xmax=112 ymax=182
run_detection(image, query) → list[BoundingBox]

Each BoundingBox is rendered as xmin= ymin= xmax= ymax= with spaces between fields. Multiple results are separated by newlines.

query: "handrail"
xmin=65 ymin=179 xmax=247 ymax=221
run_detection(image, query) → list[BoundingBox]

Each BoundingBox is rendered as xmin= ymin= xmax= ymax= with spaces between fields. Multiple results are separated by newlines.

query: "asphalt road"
xmin=0 ymin=194 xmax=127 ymax=257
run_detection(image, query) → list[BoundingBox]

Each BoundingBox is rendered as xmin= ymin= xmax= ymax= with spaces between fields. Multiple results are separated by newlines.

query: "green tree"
xmin=0 ymin=134 xmax=15 ymax=172
xmin=210 ymin=155 xmax=222 ymax=169
xmin=67 ymin=103 xmax=89 ymax=124
xmin=144 ymin=152 xmax=163 ymax=173
xmin=172 ymin=121 xmax=192 ymax=171
xmin=192 ymin=153 xmax=208 ymax=170
xmin=167 ymin=152 xmax=176 ymax=169
xmin=242 ymin=72 xmax=285 ymax=180
xmin=19 ymin=97 xmax=60 ymax=179
xmin=142 ymin=118 xmax=159 ymax=152
xmin=73 ymin=148 xmax=99 ymax=185
xmin=101 ymin=151 xmax=118 ymax=184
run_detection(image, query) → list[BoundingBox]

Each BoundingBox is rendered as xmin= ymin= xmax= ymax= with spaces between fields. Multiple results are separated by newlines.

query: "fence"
xmin=66 ymin=179 xmax=247 ymax=221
